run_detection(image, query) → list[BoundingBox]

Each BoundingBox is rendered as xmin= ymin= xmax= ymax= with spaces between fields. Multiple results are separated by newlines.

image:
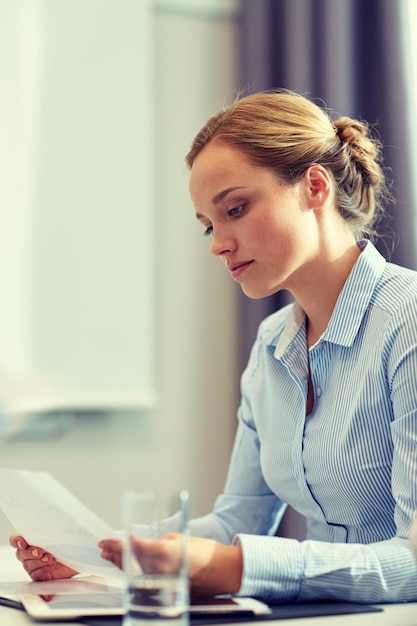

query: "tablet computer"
xmin=19 ymin=578 xmax=124 ymax=620
xmin=18 ymin=578 xmax=271 ymax=621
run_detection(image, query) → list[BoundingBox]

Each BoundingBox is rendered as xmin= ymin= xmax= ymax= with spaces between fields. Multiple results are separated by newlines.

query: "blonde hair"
xmin=186 ymin=89 xmax=391 ymax=241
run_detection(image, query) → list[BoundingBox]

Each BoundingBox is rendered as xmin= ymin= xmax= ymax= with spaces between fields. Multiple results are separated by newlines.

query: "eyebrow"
xmin=195 ymin=186 xmax=245 ymax=220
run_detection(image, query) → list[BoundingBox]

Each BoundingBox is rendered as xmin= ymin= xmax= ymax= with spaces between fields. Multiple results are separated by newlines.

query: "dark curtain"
xmin=237 ymin=0 xmax=416 ymax=539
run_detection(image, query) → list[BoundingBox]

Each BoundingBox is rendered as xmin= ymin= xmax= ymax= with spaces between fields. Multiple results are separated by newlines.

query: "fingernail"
xmin=17 ymin=541 xmax=23 ymax=549
xmin=32 ymin=549 xmax=40 ymax=557
xmin=42 ymin=555 xmax=49 ymax=562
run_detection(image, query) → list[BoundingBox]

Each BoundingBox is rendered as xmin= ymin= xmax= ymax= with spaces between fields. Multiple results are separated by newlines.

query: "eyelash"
xmin=202 ymin=204 xmax=246 ymax=237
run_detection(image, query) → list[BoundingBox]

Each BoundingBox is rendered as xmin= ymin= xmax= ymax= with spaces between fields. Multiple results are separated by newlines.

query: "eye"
xmin=227 ymin=204 xmax=245 ymax=217
xmin=203 ymin=225 xmax=213 ymax=237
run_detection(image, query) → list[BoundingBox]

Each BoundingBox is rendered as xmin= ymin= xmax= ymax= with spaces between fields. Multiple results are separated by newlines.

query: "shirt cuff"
xmin=233 ymin=534 xmax=303 ymax=602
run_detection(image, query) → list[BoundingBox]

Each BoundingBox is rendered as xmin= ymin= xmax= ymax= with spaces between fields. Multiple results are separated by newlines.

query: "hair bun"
xmin=334 ymin=116 xmax=370 ymax=145
xmin=334 ymin=116 xmax=381 ymax=187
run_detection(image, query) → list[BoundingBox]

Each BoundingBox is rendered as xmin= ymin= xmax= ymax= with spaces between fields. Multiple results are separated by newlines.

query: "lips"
xmin=228 ymin=260 xmax=253 ymax=279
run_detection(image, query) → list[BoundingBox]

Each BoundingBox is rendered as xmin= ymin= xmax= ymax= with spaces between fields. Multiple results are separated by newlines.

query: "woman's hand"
xmin=99 ymin=534 xmax=243 ymax=597
xmin=98 ymin=538 xmax=123 ymax=569
xmin=187 ymin=536 xmax=243 ymax=597
xmin=9 ymin=534 xmax=78 ymax=581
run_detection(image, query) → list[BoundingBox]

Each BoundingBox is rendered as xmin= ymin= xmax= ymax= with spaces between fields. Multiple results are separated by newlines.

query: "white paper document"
xmin=0 ymin=468 xmax=124 ymax=580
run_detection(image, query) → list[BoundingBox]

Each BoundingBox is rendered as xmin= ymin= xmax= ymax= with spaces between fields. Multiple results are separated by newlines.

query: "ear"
xmin=303 ymin=165 xmax=332 ymax=209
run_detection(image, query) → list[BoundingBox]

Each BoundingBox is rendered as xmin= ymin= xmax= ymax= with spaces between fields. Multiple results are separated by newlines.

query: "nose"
xmin=209 ymin=227 xmax=236 ymax=257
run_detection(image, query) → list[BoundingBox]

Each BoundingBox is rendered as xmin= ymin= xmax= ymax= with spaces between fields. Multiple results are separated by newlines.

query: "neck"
xmin=296 ymin=242 xmax=361 ymax=348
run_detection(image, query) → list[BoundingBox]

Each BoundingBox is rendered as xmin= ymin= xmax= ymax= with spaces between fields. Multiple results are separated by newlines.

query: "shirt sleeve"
xmin=188 ymin=338 xmax=288 ymax=544
xmin=234 ymin=534 xmax=417 ymax=603
xmin=187 ymin=416 xmax=287 ymax=543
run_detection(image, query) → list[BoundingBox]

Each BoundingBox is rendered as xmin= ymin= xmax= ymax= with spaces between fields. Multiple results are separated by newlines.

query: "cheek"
xmin=256 ymin=217 xmax=298 ymax=257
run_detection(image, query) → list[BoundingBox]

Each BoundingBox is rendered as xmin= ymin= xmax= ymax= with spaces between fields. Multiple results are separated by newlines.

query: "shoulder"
xmin=355 ymin=240 xmax=417 ymax=315
xmin=370 ymin=261 xmax=417 ymax=368
xmin=373 ymin=261 xmax=417 ymax=314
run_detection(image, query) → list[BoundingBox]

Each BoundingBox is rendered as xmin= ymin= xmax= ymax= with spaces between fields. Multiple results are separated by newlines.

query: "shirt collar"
xmin=274 ymin=240 xmax=386 ymax=357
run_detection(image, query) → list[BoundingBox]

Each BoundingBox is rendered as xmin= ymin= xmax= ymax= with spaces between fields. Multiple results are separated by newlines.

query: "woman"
xmin=11 ymin=90 xmax=417 ymax=603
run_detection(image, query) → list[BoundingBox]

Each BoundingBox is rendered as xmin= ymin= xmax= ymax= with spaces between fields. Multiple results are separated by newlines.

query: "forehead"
xmin=189 ymin=142 xmax=259 ymax=201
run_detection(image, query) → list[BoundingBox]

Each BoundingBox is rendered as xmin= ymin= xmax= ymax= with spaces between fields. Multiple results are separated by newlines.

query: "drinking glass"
xmin=122 ymin=491 xmax=189 ymax=626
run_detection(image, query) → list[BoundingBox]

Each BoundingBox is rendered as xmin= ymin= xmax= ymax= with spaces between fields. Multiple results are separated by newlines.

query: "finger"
xmin=15 ymin=546 xmax=49 ymax=564
xmin=9 ymin=534 xmax=28 ymax=549
xmin=20 ymin=552 xmax=55 ymax=573
xmin=98 ymin=539 xmax=123 ymax=556
xmin=101 ymin=540 xmax=123 ymax=569
xmin=98 ymin=539 xmax=123 ymax=551
xmin=98 ymin=540 xmax=123 ymax=564
xmin=100 ymin=549 xmax=121 ymax=567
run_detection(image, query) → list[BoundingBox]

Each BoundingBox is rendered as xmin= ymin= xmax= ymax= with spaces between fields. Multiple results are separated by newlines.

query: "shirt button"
xmin=316 ymin=387 xmax=322 ymax=397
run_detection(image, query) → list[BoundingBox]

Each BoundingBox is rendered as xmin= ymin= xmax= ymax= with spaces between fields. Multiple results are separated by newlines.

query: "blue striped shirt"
xmin=188 ymin=240 xmax=417 ymax=603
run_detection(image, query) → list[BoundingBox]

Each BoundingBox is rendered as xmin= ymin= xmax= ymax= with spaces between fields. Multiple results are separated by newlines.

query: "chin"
xmin=241 ymin=285 xmax=283 ymax=300
xmin=241 ymin=288 xmax=270 ymax=300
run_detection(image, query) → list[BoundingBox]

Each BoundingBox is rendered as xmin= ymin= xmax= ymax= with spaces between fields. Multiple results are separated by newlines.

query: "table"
xmin=1 ymin=546 xmax=417 ymax=625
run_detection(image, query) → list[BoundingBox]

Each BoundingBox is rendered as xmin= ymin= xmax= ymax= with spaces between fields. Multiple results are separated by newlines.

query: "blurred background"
xmin=0 ymin=0 xmax=416 ymax=540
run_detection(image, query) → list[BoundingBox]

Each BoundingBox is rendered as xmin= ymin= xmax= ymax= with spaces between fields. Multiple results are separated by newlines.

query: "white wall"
xmin=0 ymin=0 xmax=157 ymax=412
xmin=0 ymin=1 xmax=240 ymax=538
